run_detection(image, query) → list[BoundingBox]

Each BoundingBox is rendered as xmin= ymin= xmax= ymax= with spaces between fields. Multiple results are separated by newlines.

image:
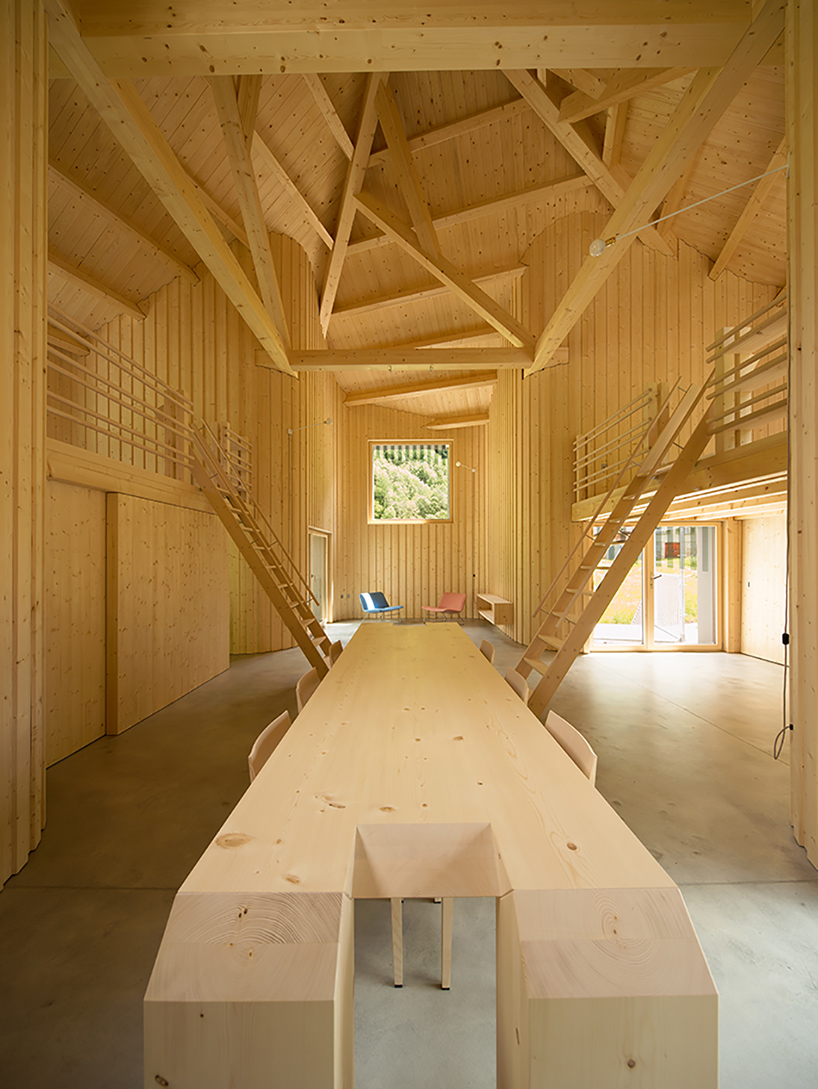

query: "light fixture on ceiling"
xmin=287 ymin=418 xmax=332 ymax=436
xmin=589 ymin=159 xmax=789 ymax=257
xmin=455 ymin=460 xmax=477 ymax=474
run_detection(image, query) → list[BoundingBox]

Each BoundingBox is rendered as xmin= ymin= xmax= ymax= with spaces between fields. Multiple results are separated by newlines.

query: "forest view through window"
xmin=371 ymin=442 xmax=451 ymax=522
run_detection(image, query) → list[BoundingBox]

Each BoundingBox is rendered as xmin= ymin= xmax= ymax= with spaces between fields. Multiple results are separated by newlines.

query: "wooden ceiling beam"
xmin=709 ymin=136 xmax=787 ymax=280
xmin=235 ymin=75 xmax=262 ymax=141
xmin=48 ymin=161 xmax=198 ymax=284
xmin=331 ymin=265 xmax=527 ymax=319
xmin=46 ymin=0 xmax=294 ymax=375
xmin=602 ymin=102 xmax=629 ymax=168
xmin=209 ymin=76 xmax=290 ymax=347
xmin=250 ymin=126 xmax=334 ymax=249
xmin=355 ymin=190 xmax=536 ymax=351
xmin=505 ymin=69 xmax=674 ymax=257
xmin=61 ymin=2 xmax=755 ymax=76
xmin=345 ymin=371 xmax=498 ymax=407
xmin=558 ymin=68 xmax=695 ymax=125
xmin=375 ymin=80 xmax=441 ymax=257
xmin=319 ymin=72 xmax=386 ymax=336
xmin=48 ymin=250 xmax=146 ymax=322
xmin=347 ymin=172 xmax=590 ymax=256
xmin=302 ymin=74 xmax=354 ymax=160
xmin=531 ymin=0 xmax=786 ymax=374
xmin=291 ymin=349 xmax=527 ymax=371
xmin=368 ymin=98 xmax=530 ymax=169
xmin=549 ymin=69 xmax=607 ymax=98
xmin=425 ymin=414 xmax=491 ymax=430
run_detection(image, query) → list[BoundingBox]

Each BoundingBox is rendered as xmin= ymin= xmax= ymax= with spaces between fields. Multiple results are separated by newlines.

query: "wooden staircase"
xmin=519 ymin=295 xmax=789 ymax=718
xmin=190 ymin=421 xmax=331 ymax=677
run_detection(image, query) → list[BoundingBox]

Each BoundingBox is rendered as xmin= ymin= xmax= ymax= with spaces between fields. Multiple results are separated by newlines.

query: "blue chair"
xmin=359 ymin=592 xmax=403 ymax=620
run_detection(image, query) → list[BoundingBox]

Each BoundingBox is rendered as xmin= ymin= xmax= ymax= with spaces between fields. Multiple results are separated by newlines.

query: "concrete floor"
xmin=1 ymin=619 xmax=817 ymax=1088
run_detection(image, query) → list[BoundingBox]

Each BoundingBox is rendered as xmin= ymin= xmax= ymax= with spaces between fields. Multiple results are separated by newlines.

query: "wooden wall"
xmin=45 ymin=482 xmax=106 ymax=764
xmin=487 ymin=214 xmax=778 ymax=647
xmin=740 ymin=515 xmax=786 ymax=665
xmin=335 ymin=404 xmax=486 ymax=620
xmin=1 ymin=0 xmax=47 ymax=886
xmin=106 ymin=494 xmax=230 ymax=734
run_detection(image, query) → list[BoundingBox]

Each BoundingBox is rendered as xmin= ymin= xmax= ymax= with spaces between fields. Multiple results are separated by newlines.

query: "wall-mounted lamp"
xmin=589 ymin=160 xmax=789 ymax=258
xmin=287 ymin=418 xmax=332 ymax=436
xmin=455 ymin=460 xmax=477 ymax=474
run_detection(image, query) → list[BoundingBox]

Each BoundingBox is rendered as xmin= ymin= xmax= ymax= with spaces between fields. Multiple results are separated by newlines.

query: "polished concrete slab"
xmin=1 ymin=621 xmax=816 ymax=1088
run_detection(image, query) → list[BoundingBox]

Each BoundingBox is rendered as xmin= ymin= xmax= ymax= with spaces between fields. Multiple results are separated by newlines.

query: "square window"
xmin=370 ymin=441 xmax=452 ymax=523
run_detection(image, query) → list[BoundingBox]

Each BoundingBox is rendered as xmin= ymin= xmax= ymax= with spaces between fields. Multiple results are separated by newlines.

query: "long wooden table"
xmin=144 ymin=623 xmax=717 ymax=1088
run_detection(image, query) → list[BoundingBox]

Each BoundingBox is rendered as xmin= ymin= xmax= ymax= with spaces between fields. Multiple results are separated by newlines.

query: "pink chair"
xmin=422 ymin=592 xmax=466 ymax=623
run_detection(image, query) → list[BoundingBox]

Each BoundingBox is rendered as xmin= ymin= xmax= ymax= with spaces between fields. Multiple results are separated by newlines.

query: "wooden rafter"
xmin=331 ymin=265 xmax=527 ymax=319
xmin=355 ymin=191 xmax=535 ymax=351
xmin=319 ymin=72 xmax=386 ymax=336
xmin=375 ymin=80 xmax=441 ymax=256
xmin=49 ymin=162 xmax=198 ymax=284
xmin=558 ymin=68 xmax=694 ymax=124
xmin=709 ymin=136 xmax=787 ymax=280
xmin=235 ymin=75 xmax=262 ymax=139
xmin=290 ymin=348 xmax=526 ymax=371
xmin=549 ymin=69 xmax=606 ymax=98
xmin=345 ymin=372 xmax=498 ymax=407
xmin=530 ymin=0 xmax=786 ymax=373
xmin=424 ymin=413 xmax=490 ymax=429
xmin=347 ymin=172 xmax=590 ymax=256
xmin=250 ymin=126 xmax=334 ymax=249
xmin=602 ymin=102 xmax=629 ymax=168
xmin=368 ymin=98 xmax=530 ymax=168
xmin=48 ymin=250 xmax=146 ymax=322
xmin=302 ymin=73 xmax=354 ymax=159
xmin=46 ymin=0 xmax=294 ymax=375
xmin=209 ymin=76 xmax=291 ymax=348
xmin=505 ymin=69 xmax=674 ymax=257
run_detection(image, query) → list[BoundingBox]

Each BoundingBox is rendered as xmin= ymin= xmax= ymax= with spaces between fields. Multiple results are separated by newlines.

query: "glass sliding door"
xmin=592 ymin=524 xmax=718 ymax=649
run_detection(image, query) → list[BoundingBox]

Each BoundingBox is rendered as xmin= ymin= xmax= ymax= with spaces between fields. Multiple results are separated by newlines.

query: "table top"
xmin=182 ymin=623 xmax=672 ymax=900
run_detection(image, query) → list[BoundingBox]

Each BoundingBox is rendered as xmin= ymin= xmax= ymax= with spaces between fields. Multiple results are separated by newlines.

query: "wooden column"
xmin=0 ymin=0 xmax=48 ymax=886
xmin=787 ymin=0 xmax=818 ymax=863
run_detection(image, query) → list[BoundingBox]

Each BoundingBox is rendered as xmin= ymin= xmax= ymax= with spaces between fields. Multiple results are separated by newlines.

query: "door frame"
xmin=307 ymin=527 xmax=332 ymax=624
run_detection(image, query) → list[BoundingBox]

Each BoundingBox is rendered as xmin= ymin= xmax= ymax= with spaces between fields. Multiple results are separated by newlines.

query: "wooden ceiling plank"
xmin=368 ymin=98 xmax=530 ymax=168
xmin=504 ymin=69 xmax=674 ymax=257
xmin=354 ymin=190 xmax=536 ymax=352
xmin=46 ymin=0 xmax=294 ymax=375
xmin=345 ymin=371 xmax=499 ymax=407
xmin=291 ymin=349 xmax=525 ymax=370
xmin=375 ymin=80 xmax=441 ymax=257
xmin=302 ymin=73 xmax=355 ymax=160
xmin=250 ymin=126 xmax=334 ymax=249
xmin=48 ymin=250 xmax=146 ymax=322
xmin=332 ymin=265 xmax=527 ymax=318
xmin=209 ymin=76 xmax=291 ymax=347
xmin=602 ymin=102 xmax=629 ymax=168
xmin=49 ymin=162 xmax=198 ymax=284
xmin=319 ymin=72 xmax=387 ymax=336
xmin=531 ymin=0 xmax=786 ymax=373
xmin=187 ymin=174 xmax=249 ymax=247
xmin=425 ymin=413 xmax=491 ymax=429
xmin=347 ymin=172 xmax=591 ymax=256
xmin=559 ymin=68 xmax=695 ymax=125
xmin=709 ymin=136 xmax=787 ymax=280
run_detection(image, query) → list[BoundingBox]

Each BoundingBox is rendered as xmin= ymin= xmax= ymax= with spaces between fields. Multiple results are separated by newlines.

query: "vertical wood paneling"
xmin=0 ymin=0 xmax=47 ymax=886
xmin=740 ymin=515 xmax=786 ymax=665
xmin=45 ymin=483 xmax=107 ymax=765
xmin=106 ymin=493 xmax=229 ymax=735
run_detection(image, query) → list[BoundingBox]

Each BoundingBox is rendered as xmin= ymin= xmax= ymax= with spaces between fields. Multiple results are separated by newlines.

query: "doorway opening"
xmin=592 ymin=524 xmax=718 ymax=649
xmin=308 ymin=528 xmax=331 ymax=623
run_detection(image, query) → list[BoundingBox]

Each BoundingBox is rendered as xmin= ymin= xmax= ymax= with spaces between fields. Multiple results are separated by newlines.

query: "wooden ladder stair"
xmin=519 ymin=381 xmax=714 ymax=718
xmin=190 ymin=421 xmax=331 ymax=677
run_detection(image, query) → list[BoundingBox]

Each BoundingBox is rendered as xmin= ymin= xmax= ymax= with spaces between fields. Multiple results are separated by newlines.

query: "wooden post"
xmin=721 ymin=518 xmax=743 ymax=653
xmin=0 ymin=0 xmax=48 ymax=886
xmin=787 ymin=0 xmax=818 ymax=862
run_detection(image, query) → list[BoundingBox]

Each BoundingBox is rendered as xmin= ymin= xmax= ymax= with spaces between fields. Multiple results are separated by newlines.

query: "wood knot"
xmin=216 ymin=833 xmax=251 ymax=849
xmin=567 ymin=842 xmax=578 ymax=851
xmin=380 ymin=806 xmax=395 ymax=812
xmin=453 ymin=735 xmax=464 ymax=741
xmin=155 ymin=1078 xmax=169 ymax=1087
xmin=285 ymin=873 xmax=301 ymax=884
xmin=627 ymin=1059 xmax=637 ymax=1069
